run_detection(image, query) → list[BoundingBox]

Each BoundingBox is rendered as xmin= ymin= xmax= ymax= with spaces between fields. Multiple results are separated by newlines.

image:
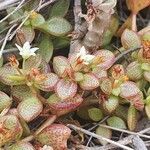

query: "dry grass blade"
xmin=99 ymin=124 xmax=150 ymax=139
xmin=68 ymin=124 xmax=134 ymax=150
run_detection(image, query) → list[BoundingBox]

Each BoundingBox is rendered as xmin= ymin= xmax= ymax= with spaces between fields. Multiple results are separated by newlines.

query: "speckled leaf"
xmin=36 ymin=124 xmax=71 ymax=150
xmin=120 ymin=81 xmax=144 ymax=111
xmin=49 ymin=0 xmax=70 ymax=17
xmin=0 ymin=56 xmax=3 ymax=67
xmin=127 ymin=105 xmax=138 ymax=131
xmin=96 ymin=125 xmax=112 ymax=146
xmin=55 ymin=79 xmax=77 ymax=100
xmin=47 ymin=94 xmax=83 ymax=116
xmin=107 ymin=116 xmax=127 ymax=129
xmin=100 ymin=78 xmax=112 ymax=95
xmin=88 ymin=108 xmax=103 ymax=121
xmin=0 ymin=65 xmax=25 ymax=85
xmin=53 ymin=56 xmax=71 ymax=77
xmin=93 ymin=50 xmax=115 ymax=70
xmin=126 ymin=61 xmax=143 ymax=81
xmin=0 ymin=115 xmax=23 ymax=147
xmin=17 ymin=96 xmax=43 ymax=122
xmin=0 ymin=91 xmax=12 ymax=112
xmin=38 ymin=36 xmax=53 ymax=63
xmin=38 ymin=17 xmax=72 ymax=36
xmin=121 ymin=29 xmax=141 ymax=49
xmin=120 ymin=81 xmax=140 ymax=99
xmin=12 ymin=85 xmax=33 ymax=101
xmin=80 ymin=73 xmax=99 ymax=90
xmin=8 ymin=142 xmax=35 ymax=150
xmin=102 ymin=95 xmax=119 ymax=113
xmin=92 ymin=67 xmax=107 ymax=79
xmin=34 ymin=73 xmax=59 ymax=91
xmin=23 ymin=54 xmax=42 ymax=71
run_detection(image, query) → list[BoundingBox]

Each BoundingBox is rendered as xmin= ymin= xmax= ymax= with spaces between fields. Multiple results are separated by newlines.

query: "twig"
xmin=132 ymin=136 xmax=148 ymax=150
xmin=37 ymin=0 xmax=57 ymax=12
xmin=98 ymin=127 xmax=150 ymax=150
xmin=0 ymin=0 xmax=19 ymax=11
xmin=0 ymin=0 xmax=25 ymax=23
xmin=0 ymin=24 xmax=17 ymax=57
xmin=68 ymin=124 xmax=134 ymax=150
xmin=70 ymin=0 xmax=82 ymax=54
xmin=114 ymin=46 xmax=142 ymax=64
xmin=99 ymin=124 xmax=150 ymax=139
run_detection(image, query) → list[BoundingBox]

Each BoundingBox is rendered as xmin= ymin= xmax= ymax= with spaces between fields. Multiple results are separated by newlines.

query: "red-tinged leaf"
xmin=93 ymin=50 xmax=115 ymax=70
xmin=121 ymin=29 xmax=141 ymax=49
xmin=53 ymin=56 xmax=71 ymax=77
xmin=17 ymin=96 xmax=43 ymax=122
xmin=120 ymin=81 xmax=140 ymax=99
xmin=0 ymin=91 xmax=12 ymax=112
xmin=36 ymin=124 xmax=71 ymax=150
xmin=47 ymin=94 xmax=83 ymax=116
xmin=8 ymin=142 xmax=35 ymax=150
xmin=0 ymin=115 xmax=23 ymax=147
xmin=79 ymin=73 xmax=99 ymax=90
xmin=0 ymin=65 xmax=25 ymax=85
xmin=120 ymin=81 xmax=144 ymax=111
xmin=126 ymin=0 xmax=150 ymax=14
xmin=92 ymin=67 xmax=107 ymax=79
xmin=128 ymin=92 xmax=144 ymax=111
xmin=34 ymin=73 xmax=59 ymax=91
xmin=12 ymin=85 xmax=33 ymax=101
xmin=55 ymin=79 xmax=77 ymax=100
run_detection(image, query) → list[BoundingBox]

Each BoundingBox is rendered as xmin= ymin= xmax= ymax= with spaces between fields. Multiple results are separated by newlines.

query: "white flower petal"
xmin=15 ymin=43 xmax=24 ymax=52
xmin=30 ymin=47 xmax=39 ymax=53
xmin=23 ymin=41 xmax=31 ymax=51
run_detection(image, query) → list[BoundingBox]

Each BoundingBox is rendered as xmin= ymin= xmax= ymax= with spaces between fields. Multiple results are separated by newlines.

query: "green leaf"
xmin=38 ymin=17 xmax=72 ymax=36
xmin=121 ymin=29 xmax=141 ymax=49
xmin=88 ymin=108 xmax=103 ymax=121
xmin=8 ymin=142 xmax=34 ymax=150
xmin=6 ymin=7 xmax=24 ymax=21
xmin=49 ymin=0 xmax=70 ymax=18
xmin=53 ymin=37 xmax=70 ymax=49
xmin=30 ymin=12 xmax=45 ymax=27
xmin=96 ymin=125 xmax=112 ymax=145
xmin=38 ymin=35 xmax=53 ymax=62
xmin=0 ymin=91 xmax=12 ymax=112
xmin=107 ymin=116 xmax=127 ymax=129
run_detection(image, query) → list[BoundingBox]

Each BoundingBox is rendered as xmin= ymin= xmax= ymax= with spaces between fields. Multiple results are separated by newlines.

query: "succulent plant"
xmin=36 ymin=124 xmax=71 ymax=150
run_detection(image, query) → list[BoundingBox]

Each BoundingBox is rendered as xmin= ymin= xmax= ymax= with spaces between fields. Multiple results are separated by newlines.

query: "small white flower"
xmin=15 ymin=41 xmax=39 ymax=60
xmin=40 ymin=145 xmax=53 ymax=150
xmin=77 ymin=46 xmax=95 ymax=65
